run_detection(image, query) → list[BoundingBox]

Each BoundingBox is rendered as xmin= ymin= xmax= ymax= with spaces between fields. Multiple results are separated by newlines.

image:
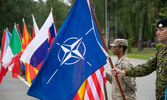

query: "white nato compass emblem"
xmin=57 ymin=37 xmax=86 ymax=66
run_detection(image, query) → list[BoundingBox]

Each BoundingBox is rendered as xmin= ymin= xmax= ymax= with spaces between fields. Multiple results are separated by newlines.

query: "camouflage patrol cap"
xmin=157 ymin=18 xmax=167 ymax=28
xmin=110 ymin=39 xmax=128 ymax=46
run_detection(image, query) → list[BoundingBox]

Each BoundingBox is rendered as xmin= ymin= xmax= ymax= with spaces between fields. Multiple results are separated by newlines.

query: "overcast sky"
xmin=33 ymin=0 xmax=70 ymax=4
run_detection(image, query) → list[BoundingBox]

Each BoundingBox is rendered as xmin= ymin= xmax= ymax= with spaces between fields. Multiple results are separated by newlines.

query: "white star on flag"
xmin=60 ymin=38 xmax=84 ymax=66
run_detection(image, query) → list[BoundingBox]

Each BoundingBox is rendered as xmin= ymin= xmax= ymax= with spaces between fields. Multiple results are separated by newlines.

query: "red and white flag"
xmin=73 ymin=66 xmax=107 ymax=100
xmin=0 ymin=29 xmax=11 ymax=83
xmin=84 ymin=66 xmax=106 ymax=100
xmin=2 ymin=25 xmax=21 ymax=78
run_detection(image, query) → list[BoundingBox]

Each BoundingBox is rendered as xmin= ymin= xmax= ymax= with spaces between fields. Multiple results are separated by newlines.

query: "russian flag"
xmin=20 ymin=10 xmax=57 ymax=70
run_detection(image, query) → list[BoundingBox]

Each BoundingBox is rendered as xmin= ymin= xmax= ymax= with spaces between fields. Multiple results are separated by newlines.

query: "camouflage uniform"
xmin=107 ymin=55 xmax=137 ymax=100
xmin=125 ymin=46 xmax=167 ymax=100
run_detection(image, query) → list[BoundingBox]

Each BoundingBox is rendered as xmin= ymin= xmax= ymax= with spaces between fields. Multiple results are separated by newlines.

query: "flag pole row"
xmin=0 ymin=0 xmax=124 ymax=100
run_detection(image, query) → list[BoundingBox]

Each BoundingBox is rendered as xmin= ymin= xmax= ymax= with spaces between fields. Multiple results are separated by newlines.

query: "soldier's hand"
xmin=111 ymin=68 xmax=126 ymax=77
xmin=110 ymin=68 xmax=117 ymax=76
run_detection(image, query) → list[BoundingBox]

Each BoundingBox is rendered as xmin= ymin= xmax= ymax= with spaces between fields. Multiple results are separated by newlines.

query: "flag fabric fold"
xmin=73 ymin=80 xmax=87 ymax=100
xmin=0 ymin=30 xmax=6 ymax=64
xmin=84 ymin=66 xmax=106 ymax=100
xmin=73 ymin=2 xmax=107 ymax=99
xmin=2 ymin=25 xmax=21 ymax=78
xmin=32 ymin=15 xmax=39 ymax=39
xmin=20 ymin=10 xmax=57 ymax=70
xmin=73 ymin=66 xmax=106 ymax=100
xmin=21 ymin=20 xmax=37 ymax=84
xmin=21 ymin=19 xmax=32 ymax=70
xmin=11 ymin=54 xmax=20 ymax=78
xmin=0 ymin=30 xmax=11 ymax=83
xmin=0 ymin=30 xmax=7 ymax=83
xmin=20 ymin=10 xmax=57 ymax=84
xmin=27 ymin=0 xmax=107 ymax=99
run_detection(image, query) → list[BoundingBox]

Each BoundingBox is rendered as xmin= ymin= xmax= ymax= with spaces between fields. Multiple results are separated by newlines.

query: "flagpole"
xmin=89 ymin=0 xmax=126 ymax=100
xmin=22 ymin=18 xmax=25 ymax=24
xmin=89 ymin=1 xmax=109 ymax=100
xmin=104 ymin=83 xmax=108 ymax=100
xmin=51 ymin=7 xmax=58 ymax=33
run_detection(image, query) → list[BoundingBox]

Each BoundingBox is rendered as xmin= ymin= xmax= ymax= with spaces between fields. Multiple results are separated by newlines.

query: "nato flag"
xmin=27 ymin=0 xmax=107 ymax=99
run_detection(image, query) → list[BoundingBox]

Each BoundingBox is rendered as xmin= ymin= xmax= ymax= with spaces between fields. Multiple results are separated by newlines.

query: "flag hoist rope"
xmin=89 ymin=0 xmax=126 ymax=100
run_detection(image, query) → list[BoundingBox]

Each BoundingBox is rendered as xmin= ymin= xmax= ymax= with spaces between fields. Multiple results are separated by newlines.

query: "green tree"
xmin=46 ymin=0 xmax=71 ymax=30
xmin=107 ymin=0 xmax=166 ymax=51
xmin=0 ymin=0 xmax=35 ymax=41
xmin=33 ymin=0 xmax=49 ymax=29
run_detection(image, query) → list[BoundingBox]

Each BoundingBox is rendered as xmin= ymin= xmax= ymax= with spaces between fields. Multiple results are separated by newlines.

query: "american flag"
xmin=73 ymin=66 xmax=107 ymax=100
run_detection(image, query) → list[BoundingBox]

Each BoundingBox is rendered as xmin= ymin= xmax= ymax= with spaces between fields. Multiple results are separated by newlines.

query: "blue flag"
xmin=27 ymin=0 xmax=107 ymax=99
xmin=165 ymin=86 xmax=167 ymax=100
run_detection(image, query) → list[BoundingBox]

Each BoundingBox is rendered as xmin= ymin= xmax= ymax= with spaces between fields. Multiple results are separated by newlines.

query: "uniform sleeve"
xmin=106 ymin=72 xmax=112 ymax=84
xmin=123 ymin=76 xmax=137 ymax=92
xmin=125 ymin=54 xmax=157 ymax=77
xmin=121 ymin=61 xmax=137 ymax=92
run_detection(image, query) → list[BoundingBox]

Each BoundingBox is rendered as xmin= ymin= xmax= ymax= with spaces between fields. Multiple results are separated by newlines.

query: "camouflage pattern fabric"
xmin=125 ymin=46 xmax=167 ymax=100
xmin=110 ymin=39 xmax=128 ymax=47
xmin=107 ymin=55 xmax=137 ymax=100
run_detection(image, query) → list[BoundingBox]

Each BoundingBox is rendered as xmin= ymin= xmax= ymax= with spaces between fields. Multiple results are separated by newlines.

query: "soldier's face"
xmin=156 ymin=27 xmax=167 ymax=44
xmin=111 ymin=46 xmax=121 ymax=55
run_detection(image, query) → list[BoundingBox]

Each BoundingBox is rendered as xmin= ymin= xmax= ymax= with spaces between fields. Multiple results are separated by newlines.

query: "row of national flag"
xmin=1 ymin=24 xmax=21 ymax=79
xmin=0 ymin=15 xmax=40 ymax=84
xmin=0 ymin=29 xmax=11 ymax=82
xmin=0 ymin=0 xmax=109 ymax=99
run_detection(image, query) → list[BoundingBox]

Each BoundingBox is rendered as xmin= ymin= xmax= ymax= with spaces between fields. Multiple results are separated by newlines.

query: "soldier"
xmin=111 ymin=18 xmax=167 ymax=100
xmin=106 ymin=39 xmax=137 ymax=100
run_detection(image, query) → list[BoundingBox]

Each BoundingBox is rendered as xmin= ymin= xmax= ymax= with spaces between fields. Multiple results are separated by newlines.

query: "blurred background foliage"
xmin=0 ymin=0 xmax=167 ymax=51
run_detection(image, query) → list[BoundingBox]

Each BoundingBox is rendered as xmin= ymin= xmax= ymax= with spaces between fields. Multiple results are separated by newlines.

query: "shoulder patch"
xmin=149 ymin=53 xmax=156 ymax=60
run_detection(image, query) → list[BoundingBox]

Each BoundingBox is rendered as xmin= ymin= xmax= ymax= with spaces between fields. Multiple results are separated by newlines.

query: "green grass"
xmin=109 ymin=48 xmax=156 ymax=60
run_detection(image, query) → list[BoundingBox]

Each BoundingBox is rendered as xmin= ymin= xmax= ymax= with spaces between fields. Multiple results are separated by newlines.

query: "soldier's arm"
xmin=125 ymin=55 xmax=157 ymax=77
xmin=121 ymin=61 xmax=137 ymax=91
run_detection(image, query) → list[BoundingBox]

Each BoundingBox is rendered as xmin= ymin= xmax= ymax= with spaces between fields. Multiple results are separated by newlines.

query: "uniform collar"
xmin=117 ymin=54 xmax=127 ymax=64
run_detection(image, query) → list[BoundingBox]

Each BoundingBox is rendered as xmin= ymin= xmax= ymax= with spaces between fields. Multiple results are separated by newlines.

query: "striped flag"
xmin=21 ymin=19 xmax=32 ymax=71
xmin=84 ymin=67 xmax=106 ymax=100
xmin=21 ymin=19 xmax=31 ymax=56
xmin=26 ymin=0 xmax=107 ymax=99
xmin=73 ymin=80 xmax=87 ymax=99
xmin=73 ymin=1 xmax=107 ymax=99
xmin=21 ymin=19 xmax=38 ymax=85
xmin=20 ymin=11 xmax=57 ymax=85
xmin=3 ymin=24 xmax=21 ymax=78
xmin=20 ymin=10 xmax=57 ymax=71
xmin=73 ymin=66 xmax=106 ymax=100
xmin=0 ymin=29 xmax=12 ymax=83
